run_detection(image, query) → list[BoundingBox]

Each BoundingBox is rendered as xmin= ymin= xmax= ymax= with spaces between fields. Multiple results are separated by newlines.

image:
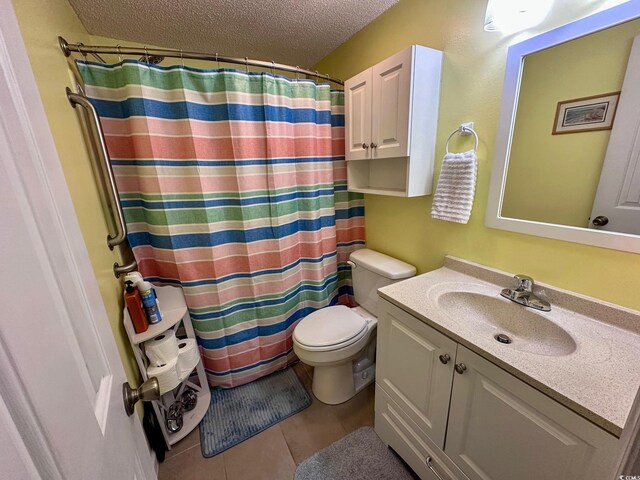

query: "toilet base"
xmin=312 ymin=361 xmax=376 ymax=405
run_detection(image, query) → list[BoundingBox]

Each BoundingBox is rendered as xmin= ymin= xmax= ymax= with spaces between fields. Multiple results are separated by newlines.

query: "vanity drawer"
xmin=375 ymin=384 xmax=469 ymax=480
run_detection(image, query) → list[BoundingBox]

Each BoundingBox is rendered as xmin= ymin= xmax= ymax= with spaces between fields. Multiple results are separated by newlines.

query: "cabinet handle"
xmin=362 ymin=143 xmax=369 ymax=149
xmin=370 ymin=142 xmax=378 ymax=148
xmin=438 ymin=354 xmax=450 ymax=365
xmin=426 ymin=456 xmax=446 ymax=480
xmin=454 ymin=363 xmax=467 ymax=374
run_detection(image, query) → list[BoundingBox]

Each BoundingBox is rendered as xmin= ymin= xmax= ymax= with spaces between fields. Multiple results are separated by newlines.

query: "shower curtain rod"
xmin=58 ymin=36 xmax=344 ymax=85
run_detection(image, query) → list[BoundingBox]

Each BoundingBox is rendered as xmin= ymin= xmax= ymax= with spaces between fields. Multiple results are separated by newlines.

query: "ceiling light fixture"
xmin=484 ymin=0 xmax=554 ymax=32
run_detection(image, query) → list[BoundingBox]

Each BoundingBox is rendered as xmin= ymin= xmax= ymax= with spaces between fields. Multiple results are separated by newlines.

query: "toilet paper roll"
xmin=145 ymin=331 xmax=179 ymax=367
xmin=176 ymin=338 xmax=200 ymax=379
xmin=147 ymin=357 xmax=180 ymax=395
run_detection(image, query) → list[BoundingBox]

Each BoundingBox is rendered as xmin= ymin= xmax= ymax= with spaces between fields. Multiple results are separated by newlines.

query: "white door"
xmin=345 ymin=68 xmax=372 ymax=160
xmin=589 ymin=35 xmax=640 ymax=234
xmin=376 ymin=300 xmax=457 ymax=448
xmin=371 ymin=47 xmax=412 ymax=160
xmin=445 ymin=346 xmax=618 ymax=480
xmin=0 ymin=4 xmax=155 ymax=479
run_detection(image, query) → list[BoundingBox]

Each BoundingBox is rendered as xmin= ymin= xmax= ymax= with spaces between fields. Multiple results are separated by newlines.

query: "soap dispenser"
xmin=124 ymin=280 xmax=148 ymax=333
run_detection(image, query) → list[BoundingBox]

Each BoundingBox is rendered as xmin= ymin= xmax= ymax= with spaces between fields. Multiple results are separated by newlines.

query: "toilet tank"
xmin=349 ymin=249 xmax=416 ymax=316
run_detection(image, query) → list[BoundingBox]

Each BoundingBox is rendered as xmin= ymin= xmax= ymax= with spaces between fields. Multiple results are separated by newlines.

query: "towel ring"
xmin=445 ymin=125 xmax=479 ymax=154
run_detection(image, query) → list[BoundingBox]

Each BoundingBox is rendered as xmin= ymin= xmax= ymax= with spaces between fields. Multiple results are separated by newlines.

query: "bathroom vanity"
xmin=374 ymin=256 xmax=640 ymax=480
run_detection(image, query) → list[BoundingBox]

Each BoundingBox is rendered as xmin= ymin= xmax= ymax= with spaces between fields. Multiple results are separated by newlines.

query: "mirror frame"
xmin=486 ymin=0 xmax=640 ymax=254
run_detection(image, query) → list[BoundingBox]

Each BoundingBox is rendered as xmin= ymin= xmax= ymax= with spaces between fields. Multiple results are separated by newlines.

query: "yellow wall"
xmin=11 ymin=0 xmax=140 ymax=386
xmin=315 ymin=0 xmax=640 ymax=310
xmin=503 ymin=18 xmax=640 ymax=227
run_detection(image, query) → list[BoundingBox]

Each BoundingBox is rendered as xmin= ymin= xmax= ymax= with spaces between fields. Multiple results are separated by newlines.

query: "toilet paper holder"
xmin=123 ymin=377 xmax=161 ymax=416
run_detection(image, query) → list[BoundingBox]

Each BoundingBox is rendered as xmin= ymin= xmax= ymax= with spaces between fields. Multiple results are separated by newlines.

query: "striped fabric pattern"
xmin=77 ymin=60 xmax=365 ymax=388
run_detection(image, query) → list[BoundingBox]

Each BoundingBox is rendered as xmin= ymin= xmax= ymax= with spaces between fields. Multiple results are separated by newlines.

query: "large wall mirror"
xmin=486 ymin=1 xmax=640 ymax=253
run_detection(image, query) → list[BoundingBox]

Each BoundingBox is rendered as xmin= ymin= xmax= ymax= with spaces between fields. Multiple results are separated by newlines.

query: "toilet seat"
xmin=293 ymin=305 xmax=368 ymax=351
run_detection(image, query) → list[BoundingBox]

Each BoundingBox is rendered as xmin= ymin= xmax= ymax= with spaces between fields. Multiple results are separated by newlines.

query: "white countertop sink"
xmin=378 ymin=256 xmax=640 ymax=437
xmin=432 ymin=284 xmax=576 ymax=357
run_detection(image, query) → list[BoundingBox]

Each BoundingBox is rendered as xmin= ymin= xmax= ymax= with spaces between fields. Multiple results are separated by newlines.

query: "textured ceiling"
xmin=67 ymin=0 xmax=400 ymax=68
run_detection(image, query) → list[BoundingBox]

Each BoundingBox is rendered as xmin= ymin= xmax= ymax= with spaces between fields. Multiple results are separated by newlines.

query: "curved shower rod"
xmin=58 ymin=36 xmax=344 ymax=85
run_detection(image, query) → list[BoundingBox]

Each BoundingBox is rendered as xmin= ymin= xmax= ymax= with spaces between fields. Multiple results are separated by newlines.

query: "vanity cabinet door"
xmin=344 ymin=68 xmax=372 ymax=160
xmin=445 ymin=346 xmax=619 ymax=480
xmin=376 ymin=299 xmax=457 ymax=449
xmin=370 ymin=47 xmax=412 ymax=159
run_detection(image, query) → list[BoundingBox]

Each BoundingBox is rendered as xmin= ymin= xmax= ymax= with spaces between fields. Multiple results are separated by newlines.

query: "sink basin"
xmin=435 ymin=290 xmax=577 ymax=357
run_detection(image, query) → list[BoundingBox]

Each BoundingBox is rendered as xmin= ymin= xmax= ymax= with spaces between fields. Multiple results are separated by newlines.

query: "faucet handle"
xmin=514 ymin=274 xmax=534 ymax=292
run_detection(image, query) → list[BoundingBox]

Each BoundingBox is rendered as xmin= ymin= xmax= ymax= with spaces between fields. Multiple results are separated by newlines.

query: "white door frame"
xmin=0 ymin=2 xmax=155 ymax=478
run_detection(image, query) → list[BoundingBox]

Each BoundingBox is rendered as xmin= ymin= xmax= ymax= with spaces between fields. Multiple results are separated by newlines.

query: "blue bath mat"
xmin=200 ymin=366 xmax=312 ymax=457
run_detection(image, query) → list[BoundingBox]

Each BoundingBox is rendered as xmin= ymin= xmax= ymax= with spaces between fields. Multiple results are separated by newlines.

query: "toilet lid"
xmin=294 ymin=305 xmax=368 ymax=348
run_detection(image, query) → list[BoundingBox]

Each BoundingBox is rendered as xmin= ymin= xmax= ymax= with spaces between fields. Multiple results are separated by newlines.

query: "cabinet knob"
xmin=370 ymin=142 xmax=378 ymax=148
xmin=362 ymin=143 xmax=369 ymax=149
xmin=454 ymin=363 xmax=467 ymax=374
xmin=438 ymin=354 xmax=450 ymax=365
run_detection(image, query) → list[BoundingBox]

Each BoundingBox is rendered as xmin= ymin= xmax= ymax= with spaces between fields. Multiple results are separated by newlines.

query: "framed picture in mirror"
xmin=552 ymin=92 xmax=620 ymax=134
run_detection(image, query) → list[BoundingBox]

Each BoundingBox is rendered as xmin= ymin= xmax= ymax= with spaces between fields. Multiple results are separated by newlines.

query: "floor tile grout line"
xmin=273 ymin=423 xmax=299 ymax=469
xmin=280 ymin=420 xmax=302 ymax=467
xmin=220 ymin=450 xmax=228 ymax=480
xmin=165 ymin=442 xmax=202 ymax=463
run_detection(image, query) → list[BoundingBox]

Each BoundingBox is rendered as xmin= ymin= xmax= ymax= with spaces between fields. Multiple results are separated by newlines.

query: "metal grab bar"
xmin=114 ymin=260 xmax=138 ymax=278
xmin=66 ymin=87 xmax=128 ymax=250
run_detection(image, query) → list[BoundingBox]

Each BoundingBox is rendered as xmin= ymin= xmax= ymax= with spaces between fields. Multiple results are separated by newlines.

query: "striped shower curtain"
xmin=77 ymin=60 xmax=365 ymax=388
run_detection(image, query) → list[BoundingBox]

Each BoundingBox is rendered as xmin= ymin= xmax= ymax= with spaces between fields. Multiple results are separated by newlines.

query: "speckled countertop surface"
xmin=377 ymin=256 xmax=640 ymax=437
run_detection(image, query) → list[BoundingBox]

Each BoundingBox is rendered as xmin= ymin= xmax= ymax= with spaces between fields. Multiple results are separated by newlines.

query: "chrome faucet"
xmin=500 ymin=274 xmax=551 ymax=312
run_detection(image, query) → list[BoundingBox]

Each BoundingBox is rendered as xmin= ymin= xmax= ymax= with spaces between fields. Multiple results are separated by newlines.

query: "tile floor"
xmin=158 ymin=363 xmax=376 ymax=480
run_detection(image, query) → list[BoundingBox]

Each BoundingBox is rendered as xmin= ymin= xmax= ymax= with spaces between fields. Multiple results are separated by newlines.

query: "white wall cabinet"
xmin=375 ymin=299 xmax=619 ymax=480
xmin=345 ymin=69 xmax=372 ymax=161
xmin=344 ymin=45 xmax=442 ymax=197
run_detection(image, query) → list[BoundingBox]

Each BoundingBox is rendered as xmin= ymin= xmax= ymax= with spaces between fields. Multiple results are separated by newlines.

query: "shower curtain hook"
xmin=116 ymin=45 xmax=122 ymax=64
xmin=271 ymin=61 xmax=275 ymax=76
xmin=314 ymin=70 xmax=319 ymax=83
xmin=295 ymin=66 xmax=300 ymax=82
xmin=77 ymin=43 xmax=86 ymax=60
xmin=180 ymin=48 xmax=184 ymax=68
xmin=244 ymin=56 xmax=249 ymax=73
xmin=215 ymin=53 xmax=219 ymax=69
xmin=144 ymin=46 xmax=150 ymax=64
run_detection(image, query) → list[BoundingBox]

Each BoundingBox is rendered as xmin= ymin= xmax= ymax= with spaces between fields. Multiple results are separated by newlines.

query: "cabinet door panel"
xmin=344 ymin=69 xmax=372 ymax=160
xmin=445 ymin=346 xmax=618 ymax=480
xmin=377 ymin=300 xmax=457 ymax=448
xmin=371 ymin=47 xmax=412 ymax=159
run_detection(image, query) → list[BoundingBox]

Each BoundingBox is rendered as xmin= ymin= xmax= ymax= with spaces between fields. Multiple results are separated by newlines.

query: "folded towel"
xmin=431 ymin=150 xmax=477 ymax=224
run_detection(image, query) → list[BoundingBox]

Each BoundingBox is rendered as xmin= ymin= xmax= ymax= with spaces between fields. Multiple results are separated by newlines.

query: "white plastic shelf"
xmin=123 ymin=284 xmax=210 ymax=450
xmin=124 ymin=285 xmax=188 ymax=345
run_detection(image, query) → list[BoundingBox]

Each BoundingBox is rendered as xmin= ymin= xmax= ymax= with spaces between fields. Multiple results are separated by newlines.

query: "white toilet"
xmin=293 ymin=249 xmax=416 ymax=404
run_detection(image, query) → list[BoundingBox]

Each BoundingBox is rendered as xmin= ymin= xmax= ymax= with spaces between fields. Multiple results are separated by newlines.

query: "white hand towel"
xmin=431 ymin=150 xmax=477 ymax=224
